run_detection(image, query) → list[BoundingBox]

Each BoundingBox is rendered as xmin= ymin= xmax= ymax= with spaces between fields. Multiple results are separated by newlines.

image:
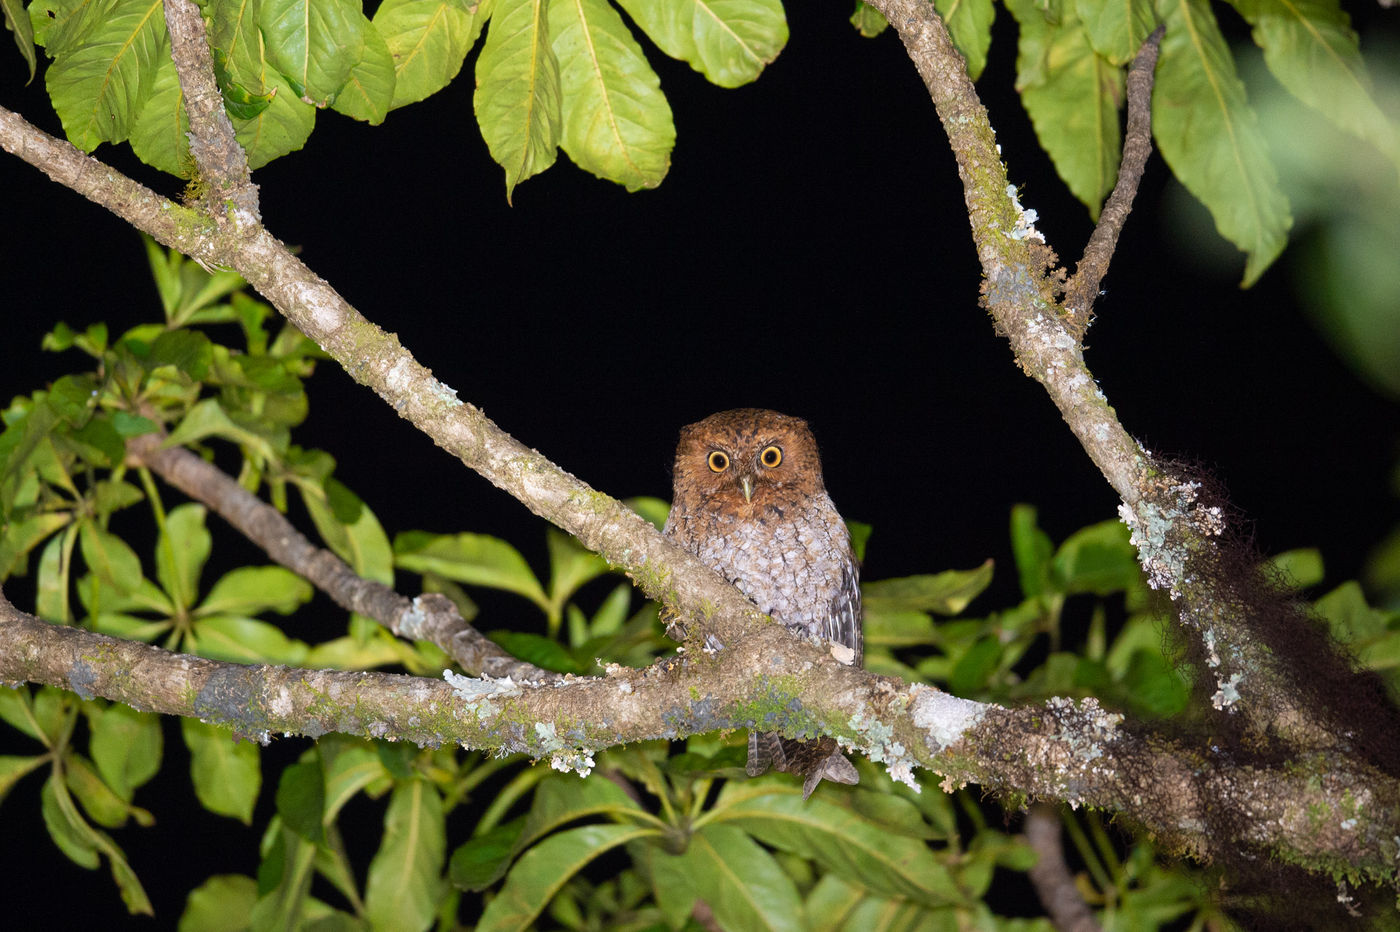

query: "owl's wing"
xmin=823 ymin=558 xmax=863 ymax=665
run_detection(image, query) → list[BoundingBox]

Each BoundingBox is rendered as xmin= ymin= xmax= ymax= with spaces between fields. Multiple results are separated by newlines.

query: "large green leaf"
xmin=934 ymin=0 xmax=994 ymax=80
xmin=157 ymin=503 xmax=212 ymax=611
xmin=708 ymin=784 xmax=966 ymax=907
xmin=189 ymin=615 xmax=311 ymax=664
xmin=258 ymin=0 xmax=368 ymax=106
xmin=179 ymin=874 xmax=259 ymax=932
xmin=87 ymin=702 xmax=163 ymax=802
xmin=208 ymin=0 xmax=318 ymax=167
xmin=1153 ymin=0 xmax=1290 ymax=285
xmin=78 ymin=522 xmax=144 ymax=596
xmin=474 ymin=0 xmax=561 ymax=199
xmin=183 ymin=719 xmax=261 ymax=824
xmin=862 ymin=561 xmax=994 ymax=615
xmin=1007 ymin=0 xmax=1122 ymax=219
xmin=476 ymin=823 xmax=659 ymax=932
xmin=549 ymin=0 xmax=672 ymax=190
xmin=1076 ymin=0 xmax=1155 ymax=65
xmin=365 ymin=779 xmax=446 ymax=932
xmin=373 ymin=0 xmax=488 ymax=109
xmin=1228 ymin=0 xmax=1400 ymax=174
xmin=197 ymin=566 xmax=314 ymax=617
xmin=5 ymin=0 xmax=37 ymax=81
xmin=679 ymin=823 xmax=805 ymax=932
xmin=617 ymin=0 xmax=786 ymax=88
xmin=45 ymin=0 xmax=165 ymax=150
xmin=129 ymin=50 xmax=192 ymax=176
xmin=301 ymin=478 xmax=394 ymax=584
xmin=330 ymin=16 xmax=396 ymax=123
xmin=395 ymin=530 xmax=547 ymax=607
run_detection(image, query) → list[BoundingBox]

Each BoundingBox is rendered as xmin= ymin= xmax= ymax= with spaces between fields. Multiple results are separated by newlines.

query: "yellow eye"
xmin=760 ymin=445 xmax=783 ymax=468
xmin=707 ymin=451 xmax=729 ymax=473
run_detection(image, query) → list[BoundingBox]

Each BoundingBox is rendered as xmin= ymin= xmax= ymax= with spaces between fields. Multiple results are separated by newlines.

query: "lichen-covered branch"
xmin=161 ymin=0 xmax=260 ymax=223
xmin=859 ymin=0 xmax=1375 ymax=753
xmin=4 ymin=590 xmax=1395 ymax=884
xmin=125 ymin=433 xmax=558 ymax=683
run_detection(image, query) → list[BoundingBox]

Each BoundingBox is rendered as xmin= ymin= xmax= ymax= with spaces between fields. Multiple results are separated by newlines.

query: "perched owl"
xmin=664 ymin=408 xmax=862 ymax=798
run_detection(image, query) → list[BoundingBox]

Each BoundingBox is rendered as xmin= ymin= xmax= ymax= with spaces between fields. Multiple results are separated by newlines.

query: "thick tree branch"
xmin=161 ymin=0 xmax=260 ymax=223
xmin=4 ymin=591 xmax=1396 ymax=883
xmin=124 ymin=432 xmax=559 ymax=683
xmin=860 ymin=0 xmax=1348 ymax=750
xmin=1063 ymin=26 xmax=1165 ymax=333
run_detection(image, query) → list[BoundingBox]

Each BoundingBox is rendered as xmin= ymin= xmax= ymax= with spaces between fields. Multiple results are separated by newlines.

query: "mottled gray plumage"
xmin=664 ymin=409 xmax=862 ymax=798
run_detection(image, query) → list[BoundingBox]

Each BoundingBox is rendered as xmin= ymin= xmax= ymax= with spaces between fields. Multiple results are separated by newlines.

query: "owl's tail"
xmin=747 ymin=732 xmax=859 ymax=799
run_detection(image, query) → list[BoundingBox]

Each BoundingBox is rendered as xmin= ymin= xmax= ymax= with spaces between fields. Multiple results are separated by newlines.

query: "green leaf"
xmin=183 ymin=719 xmax=261 ymax=824
xmin=320 ymin=734 xmax=388 ymax=822
xmin=1009 ymin=504 xmax=1053 ymax=598
xmin=477 ymin=823 xmax=659 ymax=932
xmin=149 ymin=329 xmax=214 ymax=381
xmin=44 ymin=0 xmax=166 ymax=150
xmin=618 ymin=0 xmax=786 ymax=88
xmin=1266 ymin=547 xmax=1325 ymax=589
xmin=158 ymin=503 xmax=212 ymax=611
xmin=1153 ymin=0 xmax=1290 ymax=285
xmin=680 ymin=823 xmax=805 ymax=932
xmin=87 ymin=702 xmax=163 ymax=801
xmin=488 ymin=630 xmax=586 ymax=673
xmin=165 ymin=397 xmax=282 ymax=463
xmin=849 ymin=2 xmax=888 ymax=38
xmin=395 ymin=531 xmax=547 ymax=608
xmin=804 ymin=873 xmax=866 ymax=932
xmin=546 ymin=528 xmax=609 ymax=614
xmin=3 ymin=0 xmax=37 ymax=81
xmin=42 ymin=773 xmax=100 ymax=867
xmin=276 ymin=760 xmax=325 ymax=843
xmin=198 ymin=566 xmax=314 ymax=617
xmin=474 ymin=0 xmax=561 ymax=199
xmin=709 ymin=785 xmax=966 ymax=907
xmin=519 ymin=772 xmax=645 ymax=850
xmin=0 ymin=753 xmax=45 ymax=805
xmin=0 ymin=685 xmax=42 ymax=742
xmin=331 ymin=15 xmax=396 ymax=123
xmin=948 ymin=635 xmax=1002 ymax=695
xmin=179 ymin=874 xmax=259 ymax=932
xmin=364 ymin=779 xmax=446 ymax=932
xmin=549 ymin=0 xmax=673 ymax=190
xmin=1229 ymin=0 xmax=1400 ymax=174
xmin=373 ymin=0 xmax=487 ymax=109
xmin=450 ymin=818 xmax=526 ymax=891
xmin=862 ymin=561 xmax=994 ymax=615
xmin=259 ymin=0 xmax=368 ymax=106
xmin=1006 ymin=0 xmax=1121 ymax=218
xmin=65 ymin=752 xmax=152 ymax=828
xmin=934 ymin=0 xmax=994 ymax=80
xmin=189 ymin=616 xmax=310 ymax=665
xmin=1076 ymin=0 xmax=1155 ymax=65
xmin=1052 ymin=519 xmax=1138 ymax=595
xmin=301 ymin=478 xmax=394 ymax=584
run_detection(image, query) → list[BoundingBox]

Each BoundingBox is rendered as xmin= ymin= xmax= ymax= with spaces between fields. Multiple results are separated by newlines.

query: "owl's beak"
xmin=739 ymin=474 xmax=755 ymax=503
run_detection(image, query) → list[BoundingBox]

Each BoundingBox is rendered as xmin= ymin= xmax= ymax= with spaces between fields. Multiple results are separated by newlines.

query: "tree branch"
xmin=161 ymin=0 xmax=260 ymax=223
xmin=860 ymin=0 xmax=1350 ymax=751
xmin=1025 ymin=805 xmax=1101 ymax=932
xmin=4 ymin=590 xmax=1395 ymax=883
xmin=124 ymin=432 xmax=559 ymax=683
xmin=1063 ymin=25 xmax=1165 ymax=334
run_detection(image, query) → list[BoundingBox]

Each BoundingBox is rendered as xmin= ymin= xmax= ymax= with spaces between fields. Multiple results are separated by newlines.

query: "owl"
xmin=664 ymin=408 xmax=862 ymax=798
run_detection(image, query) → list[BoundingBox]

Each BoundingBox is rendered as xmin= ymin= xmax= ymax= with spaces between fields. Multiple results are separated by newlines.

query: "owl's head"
xmin=671 ymin=408 xmax=826 ymax=507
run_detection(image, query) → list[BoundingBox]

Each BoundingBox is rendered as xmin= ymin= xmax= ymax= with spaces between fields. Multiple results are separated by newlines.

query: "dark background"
xmin=3 ymin=1 xmax=1398 ymax=924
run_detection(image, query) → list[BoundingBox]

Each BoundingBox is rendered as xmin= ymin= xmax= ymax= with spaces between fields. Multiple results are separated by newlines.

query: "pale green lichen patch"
xmin=444 ymin=670 xmax=522 ymax=718
xmin=848 ymin=711 xmax=919 ymax=792
xmin=910 ymin=684 xmax=989 ymax=751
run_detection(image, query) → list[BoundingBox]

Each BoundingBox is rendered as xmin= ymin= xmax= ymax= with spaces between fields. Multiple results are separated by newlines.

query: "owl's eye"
xmin=760 ymin=445 xmax=783 ymax=468
xmin=707 ymin=451 xmax=730 ymax=473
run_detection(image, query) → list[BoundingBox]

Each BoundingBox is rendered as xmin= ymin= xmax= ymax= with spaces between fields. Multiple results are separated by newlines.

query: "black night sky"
xmin=2 ymin=1 xmax=1398 ymax=923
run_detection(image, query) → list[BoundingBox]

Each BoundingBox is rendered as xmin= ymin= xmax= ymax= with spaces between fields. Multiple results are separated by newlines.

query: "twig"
xmin=125 ymin=432 xmax=560 ymax=683
xmin=1025 ymin=804 xmax=1101 ymax=932
xmin=1063 ymin=26 xmax=1166 ymax=333
xmin=161 ymin=0 xmax=260 ymax=223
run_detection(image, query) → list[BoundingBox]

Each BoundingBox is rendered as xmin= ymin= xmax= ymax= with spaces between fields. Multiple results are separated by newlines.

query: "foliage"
xmin=4 ymin=251 xmax=1398 ymax=925
xmin=3 ymin=0 xmax=1395 ymax=278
